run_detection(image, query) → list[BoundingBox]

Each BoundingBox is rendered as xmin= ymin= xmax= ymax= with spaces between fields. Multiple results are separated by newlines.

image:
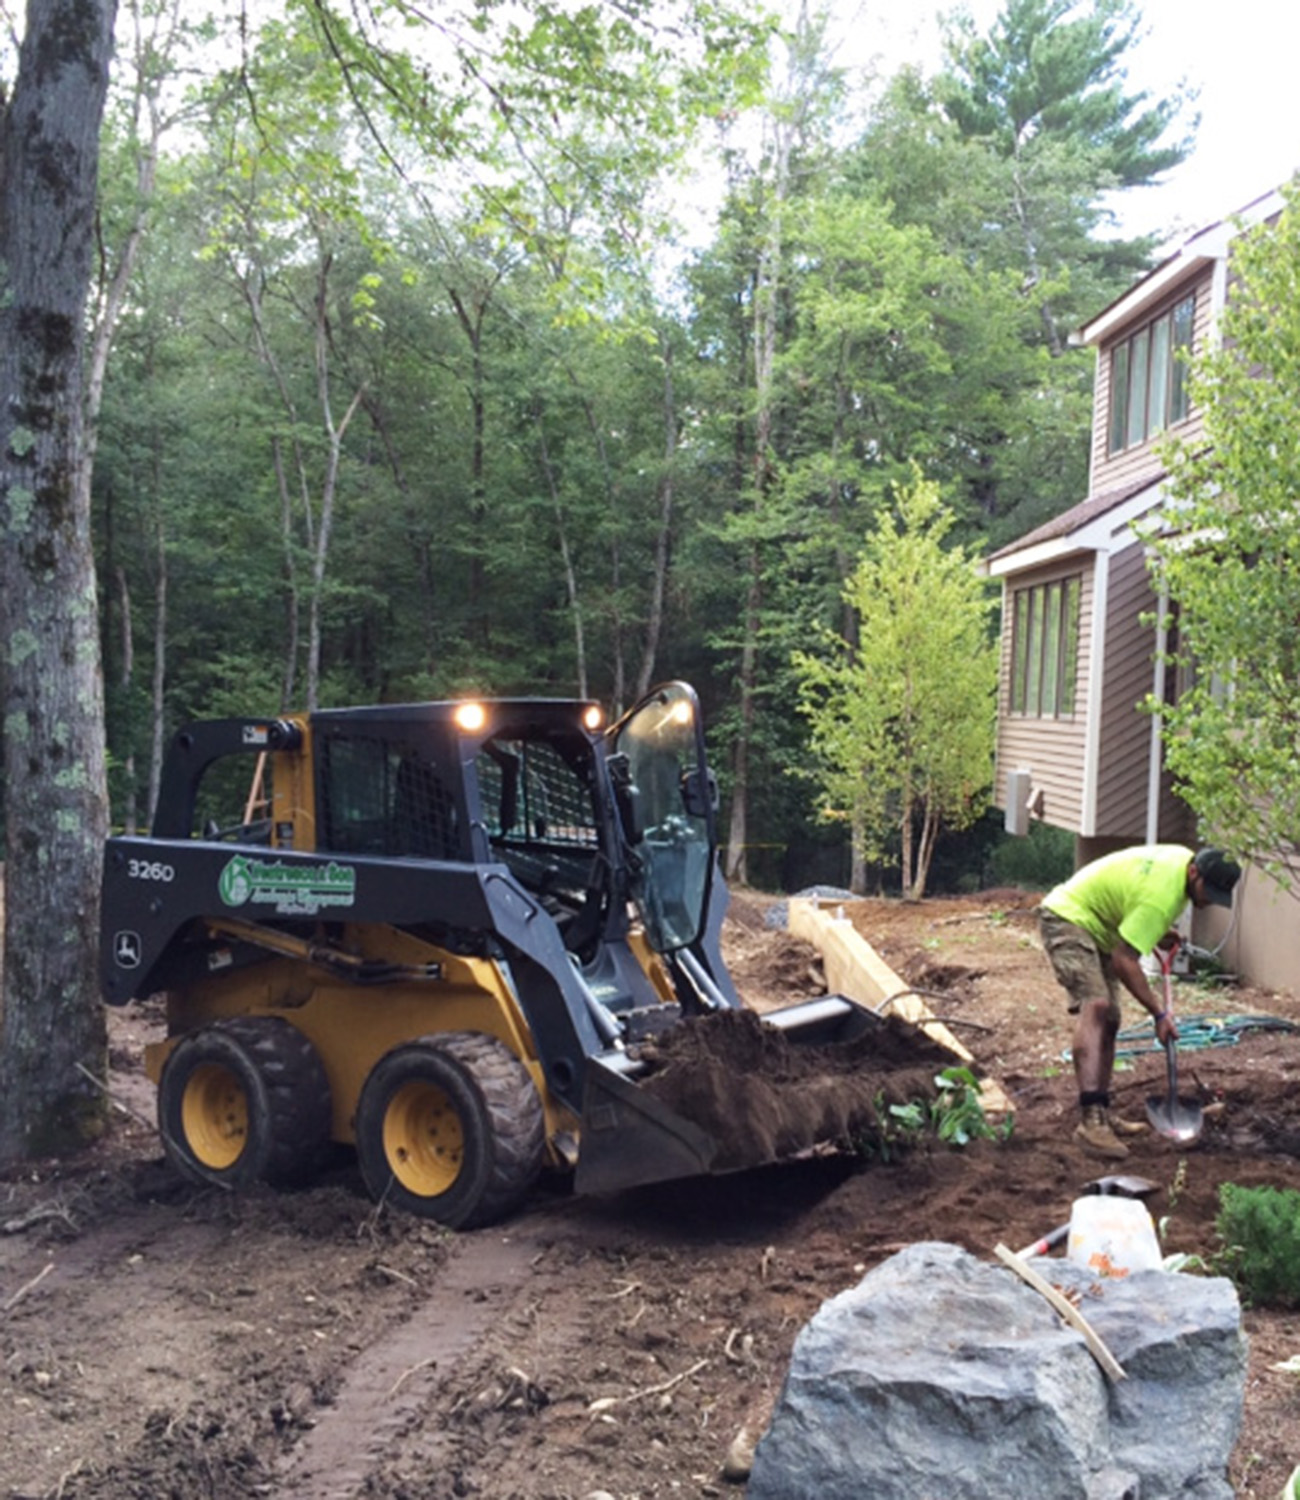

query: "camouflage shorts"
xmin=1037 ymin=907 xmax=1121 ymax=1019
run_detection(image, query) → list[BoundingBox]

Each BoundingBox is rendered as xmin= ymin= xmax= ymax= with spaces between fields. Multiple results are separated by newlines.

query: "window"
xmin=1010 ymin=575 xmax=1081 ymax=718
xmin=316 ymin=732 xmax=461 ymax=859
xmin=1107 ymin=293 xmax=1195 ymax=454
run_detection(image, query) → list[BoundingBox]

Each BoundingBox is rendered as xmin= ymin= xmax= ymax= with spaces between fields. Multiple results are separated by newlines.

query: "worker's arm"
xmin=1112 ymin=941 xmax=1179 ymax=1044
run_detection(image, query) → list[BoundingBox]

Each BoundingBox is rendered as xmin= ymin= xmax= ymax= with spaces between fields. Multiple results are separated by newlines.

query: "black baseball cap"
xmin=1194 ymin=848 xmax=1242 ymax=908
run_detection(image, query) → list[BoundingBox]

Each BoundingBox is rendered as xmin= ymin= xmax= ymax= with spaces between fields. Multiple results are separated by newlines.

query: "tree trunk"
xmin=116 ymin=565 xmax=137 ymax=834
xmin=899 ymin=788 xmax=916 ymax=901
xmin=304 ymin=252 xmax=364 ymax=711
xmin=0 ymin=0 xmax=117 ymax=1162
xmin=724 ymin=552 xmax=761 ymax=886
xmin=634 ymin=334 xmax=677 ymax=701
xmin=270 ymin=435 xmax=301 ymax=710
xmin=449 ymin=285 xmax=493 ymax=648
xmin=849 ymin=808 xmax=867 ymax=896
xmin=911 ymin=802 xmax=940 ymax=902
xmin=147 ymin=512 xmax=168 ymax=826
xmin=534 ymin=414 xmax=588 ymax=696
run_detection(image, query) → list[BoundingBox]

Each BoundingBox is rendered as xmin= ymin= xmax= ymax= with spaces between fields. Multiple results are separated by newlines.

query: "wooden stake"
xmin=994 ymin=1243 xmax=1126 ymax=1382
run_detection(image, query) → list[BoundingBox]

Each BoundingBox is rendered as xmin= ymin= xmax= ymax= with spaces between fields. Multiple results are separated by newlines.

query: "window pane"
xmin=1148 ymin=314 xmax=1171 ymax=436
xmin=1127 ymin=328 xmax=1149 ymax=444
xmin=1025 ymin=590 xmax=1044 ymax=716
xmin=1109 ymin=343 xmax=1130 ymax=453
xmin=1042 ymin=582 xmax=1062 ymax=713
xmin=1061 ymin=577 xmax=1080 ymax=715
xmin=1171 ymin=294 xmax=1194 ymax=421
xmin=1011 ymin=591 xmax=1028 ymax=713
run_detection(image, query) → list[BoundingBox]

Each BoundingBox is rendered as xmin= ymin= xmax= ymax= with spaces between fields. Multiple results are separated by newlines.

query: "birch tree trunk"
xmin=534 ymin=418 xmax=588 ymax=698
xmin=634 ymin=334 xmax=678 ymax=702
xmin=0 ymin=0 xmax=117 ymax=1161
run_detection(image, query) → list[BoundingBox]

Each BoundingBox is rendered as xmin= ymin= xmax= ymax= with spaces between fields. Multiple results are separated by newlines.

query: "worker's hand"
xmin=1154 ymin=1010 xmax=1180 ymax=1047
xmin=1154 ymin=934 xmax=1181 ymax=965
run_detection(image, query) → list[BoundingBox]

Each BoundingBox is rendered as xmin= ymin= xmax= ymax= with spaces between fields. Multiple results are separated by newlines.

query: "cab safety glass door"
xmin=613 ymin=682 xmax=714 ymax=953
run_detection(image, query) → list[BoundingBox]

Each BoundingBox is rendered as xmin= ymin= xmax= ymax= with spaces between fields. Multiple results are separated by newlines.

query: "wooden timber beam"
xmin=788 ymin=897 xmax=1013 ymax=1118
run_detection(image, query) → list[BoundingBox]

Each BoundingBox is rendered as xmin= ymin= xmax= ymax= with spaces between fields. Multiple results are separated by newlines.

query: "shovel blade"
xmin=1145 ymin=1093 xmax=1203 ymax=1142
xmin=1145 ymin=1098 xmax=1205 ymax=1140
xmin=1146 ymin=1037 xmax=1203 ymax=1143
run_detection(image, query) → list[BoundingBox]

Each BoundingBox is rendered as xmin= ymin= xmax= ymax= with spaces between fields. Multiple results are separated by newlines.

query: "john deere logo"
xmin=219 ymin=855 xmax=356 ymax=915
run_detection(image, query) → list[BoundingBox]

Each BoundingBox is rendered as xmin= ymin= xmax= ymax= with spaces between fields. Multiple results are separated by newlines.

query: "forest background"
xmin=17 ymin=0 xmax=1201 ymax=884
xmin=0 ymin=0 xmax=1222 ymax=1154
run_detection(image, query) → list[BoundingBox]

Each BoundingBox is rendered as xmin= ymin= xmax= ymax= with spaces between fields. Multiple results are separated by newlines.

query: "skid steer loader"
xmin=100 ymin=682 xmax=885 ymax=1228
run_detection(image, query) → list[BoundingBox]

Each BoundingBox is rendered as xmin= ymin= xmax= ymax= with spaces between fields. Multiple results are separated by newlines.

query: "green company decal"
xmin=219 ymin=855 xmax=357 ymax=915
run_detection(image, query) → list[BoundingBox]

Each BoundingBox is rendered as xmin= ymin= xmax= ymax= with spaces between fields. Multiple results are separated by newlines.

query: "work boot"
xmin=1106 ymin=1110 xmax=1148 ymax=1138
xmin=1074 ymin=1105 xmax=1129 ymax=1161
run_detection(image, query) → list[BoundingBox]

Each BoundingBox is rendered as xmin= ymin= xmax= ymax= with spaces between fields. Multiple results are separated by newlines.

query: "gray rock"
xmin=763 ymin=886 xmax=857 ymax=929
xmin=747 ymin=1242 xmax=1245 ymax=1500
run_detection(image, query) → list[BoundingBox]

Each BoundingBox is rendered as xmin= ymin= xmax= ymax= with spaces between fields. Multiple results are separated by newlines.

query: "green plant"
xmin=928 ymin=1066 xmax=1010 ymax=1146
xmin=851 ymin=1071 xmax=1013 ymax=1161
xmin=986 ymin=822 xmax=1074 ymax=889
xmin=1215 ymin=1182 xmax=1300 ymax=1308
xmin=851 ymin=1092 xmax=927 ymax=1163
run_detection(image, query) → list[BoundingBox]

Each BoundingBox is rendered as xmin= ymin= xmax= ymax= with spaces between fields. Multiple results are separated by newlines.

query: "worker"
xmin=1038 ymin=844 xmax=1242 ymax=1160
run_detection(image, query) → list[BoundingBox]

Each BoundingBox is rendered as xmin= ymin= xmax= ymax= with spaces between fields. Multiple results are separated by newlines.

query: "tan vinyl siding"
xmin=1085 ymin=538 xmax=1197 ymax=842
xmin=1092 ymin=541 xmax=1156 ymax=835
xmin=1090 ymin=266 xmax=1214 ymax=493
xmin=994 ymin=560 xmax=1093 ymax=831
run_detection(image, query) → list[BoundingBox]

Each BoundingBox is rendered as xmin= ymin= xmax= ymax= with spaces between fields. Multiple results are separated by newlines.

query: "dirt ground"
xmin=4 ymin=888 xmax=1300 ymax=1499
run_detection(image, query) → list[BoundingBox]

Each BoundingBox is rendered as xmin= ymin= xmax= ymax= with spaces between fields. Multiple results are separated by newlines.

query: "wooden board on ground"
xmin=788 ymin=896 xmax=1013 ymax=1117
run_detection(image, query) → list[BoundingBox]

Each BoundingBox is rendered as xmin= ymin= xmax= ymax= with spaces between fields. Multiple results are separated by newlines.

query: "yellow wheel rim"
xmin=180 ymin=1061 xmax=249 ymax=1170
xmin=382 ymin=1079 xmax=464 ymax=1198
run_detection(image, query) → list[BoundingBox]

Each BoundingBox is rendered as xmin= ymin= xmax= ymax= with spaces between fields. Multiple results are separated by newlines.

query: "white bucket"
xmin=1066 ymin=1194 xmax=1163 ymax=1277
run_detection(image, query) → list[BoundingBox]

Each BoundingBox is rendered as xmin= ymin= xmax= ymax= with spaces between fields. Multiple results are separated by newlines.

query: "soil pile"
xmin=635 ymin=1006 xmax=960 ymax=1168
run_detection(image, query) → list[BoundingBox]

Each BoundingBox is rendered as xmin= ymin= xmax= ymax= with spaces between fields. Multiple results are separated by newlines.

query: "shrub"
xmin=986 ymin=822 xmax=1074 ymax=890
xmin=1215 ymin=1182 xmax=1300 ymax=1308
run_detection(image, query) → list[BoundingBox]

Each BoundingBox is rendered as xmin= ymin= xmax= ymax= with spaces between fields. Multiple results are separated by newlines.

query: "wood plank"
xmin=787 ymin=898 xmax=1013 ymax=1117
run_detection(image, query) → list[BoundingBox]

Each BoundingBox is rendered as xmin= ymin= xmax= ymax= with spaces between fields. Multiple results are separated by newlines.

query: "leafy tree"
xmin=935 ymin=0 xmax=1193 ymax=351
xmin=0 ymin=0 xmax=116 ymax=1162
xmin=793 ymin=476 xmax=997 ymax=899
xmin=1149 ymin=185 xmax=1300 ymax=891
xmin=706 ymin=1 xmax=846 ymax=884
xmin=845 ymin=0 xmax=1195 ymax=543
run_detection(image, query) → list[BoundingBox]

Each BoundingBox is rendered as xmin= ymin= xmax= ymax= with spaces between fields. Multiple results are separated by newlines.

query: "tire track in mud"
xmin=274 ymin=1224 xmax=547 ymax=1499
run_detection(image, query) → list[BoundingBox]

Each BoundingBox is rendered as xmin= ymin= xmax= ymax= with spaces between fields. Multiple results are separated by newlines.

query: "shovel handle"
xmin=1153 ymin=943 xmax=1179 ymax=1036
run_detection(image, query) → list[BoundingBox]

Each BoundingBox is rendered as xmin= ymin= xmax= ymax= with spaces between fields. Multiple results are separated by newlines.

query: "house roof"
xmin=986 ymin=476 xmax=1161 ymax=567
xmin=1076 ymin=185 xmax=1286 ymax=347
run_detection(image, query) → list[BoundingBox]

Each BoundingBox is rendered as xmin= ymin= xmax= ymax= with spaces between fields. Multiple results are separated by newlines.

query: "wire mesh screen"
xmin=475 ymin=738 xmax=598 ymax=847
xmin=317 ymin=733 xmax=461 ymax=859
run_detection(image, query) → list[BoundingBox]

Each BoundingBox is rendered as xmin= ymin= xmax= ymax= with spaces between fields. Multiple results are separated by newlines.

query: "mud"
xmin=3 ymin=891 xmax=1300 ymax=1499
xmin=636 ymin=1007 xmax=959 ymax=1168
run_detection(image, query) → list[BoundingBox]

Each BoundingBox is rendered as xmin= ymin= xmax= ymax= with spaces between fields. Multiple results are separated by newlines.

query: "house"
xmin=984 ymin=186 xmax=1297 ymax=988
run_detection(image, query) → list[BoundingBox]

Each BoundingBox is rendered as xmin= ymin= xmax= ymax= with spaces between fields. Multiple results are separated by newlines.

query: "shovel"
xmin=1145 ymin=945 xmax=1204 ymax=1144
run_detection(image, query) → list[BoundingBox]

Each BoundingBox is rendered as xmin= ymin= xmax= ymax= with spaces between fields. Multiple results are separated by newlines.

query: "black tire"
xmin=158 ymin=1017 xmax=332 ymax=1190
xmin=355 ymin=1032 xmax=545 ymax=1229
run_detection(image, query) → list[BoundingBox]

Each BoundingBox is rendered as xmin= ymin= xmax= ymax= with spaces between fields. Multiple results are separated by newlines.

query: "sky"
xmin=830 ymin=0 xmax=1299 ymax=250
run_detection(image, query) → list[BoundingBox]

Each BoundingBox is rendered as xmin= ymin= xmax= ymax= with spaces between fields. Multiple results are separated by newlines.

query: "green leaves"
xmin=930 ymin=1065 xmax=1008 ymax=1146
xmin=1151 ymin=184 xmax=1300 ymax=888
xmin=792 ymin=474 xmax=998 ymax=896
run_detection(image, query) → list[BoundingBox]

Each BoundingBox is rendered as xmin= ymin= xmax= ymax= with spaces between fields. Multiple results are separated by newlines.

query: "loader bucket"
xmin=574 ymin=995 xmax=949 ymax=1197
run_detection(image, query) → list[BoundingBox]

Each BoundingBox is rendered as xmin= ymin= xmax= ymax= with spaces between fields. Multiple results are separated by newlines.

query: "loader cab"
xmin=472 ymin=720 xmax=609 ymax=946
